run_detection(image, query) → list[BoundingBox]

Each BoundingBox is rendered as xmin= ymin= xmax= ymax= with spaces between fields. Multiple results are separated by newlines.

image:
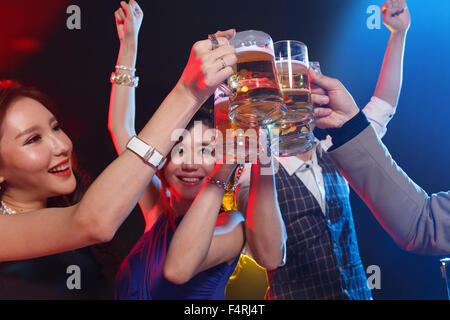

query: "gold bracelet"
xmin=110 ymin=72 xmax=139 ymax=87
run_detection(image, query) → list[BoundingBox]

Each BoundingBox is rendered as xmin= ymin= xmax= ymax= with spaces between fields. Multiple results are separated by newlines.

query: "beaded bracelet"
xmin=115 ymin=65 xmax=136 ymax=72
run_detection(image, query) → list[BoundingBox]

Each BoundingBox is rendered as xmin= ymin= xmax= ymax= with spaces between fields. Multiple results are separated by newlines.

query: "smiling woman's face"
xmin=0 ymin=97 xmax=76 ymax=201
xmin=163 ymin=122 xmax=215 ymax=201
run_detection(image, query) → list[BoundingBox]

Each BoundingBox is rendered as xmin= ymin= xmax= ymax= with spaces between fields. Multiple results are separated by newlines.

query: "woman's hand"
xmin=114 ymin=0 xmax=143 ymax=49
xmin=177 ymin=29 xmax=237 ymax=105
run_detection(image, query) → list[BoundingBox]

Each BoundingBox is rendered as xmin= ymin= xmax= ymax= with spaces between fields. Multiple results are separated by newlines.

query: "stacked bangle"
xmin=110 ymin=72 xmax=139 ymax=87
xmin=110 ymin=65 xmax=139 ymax=87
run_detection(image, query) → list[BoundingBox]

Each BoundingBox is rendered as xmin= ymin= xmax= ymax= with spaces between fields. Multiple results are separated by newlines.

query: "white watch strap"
xmin=126 ymin=136 xmax=166 ymax=170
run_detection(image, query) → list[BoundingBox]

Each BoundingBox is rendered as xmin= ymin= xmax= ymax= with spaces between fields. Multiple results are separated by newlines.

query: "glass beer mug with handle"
xmin=267 ymin=41 xmax=316 ymax=157
xmin=274 ymin=40 xmax=313 ymax=122
xmin=227 ymin=30 xmax=286 ymax=128
xmin=268 ymin=120 xmax=315 ymax=157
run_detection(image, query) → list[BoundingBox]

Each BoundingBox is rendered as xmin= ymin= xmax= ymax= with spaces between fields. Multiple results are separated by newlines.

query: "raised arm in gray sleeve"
xmin=328 ymin=125 xmax=450 ymax=255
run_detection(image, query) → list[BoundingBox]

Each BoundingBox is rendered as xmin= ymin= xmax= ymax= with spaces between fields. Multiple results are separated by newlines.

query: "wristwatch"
xmin=126 ymin=136 xmax=166 ymax=170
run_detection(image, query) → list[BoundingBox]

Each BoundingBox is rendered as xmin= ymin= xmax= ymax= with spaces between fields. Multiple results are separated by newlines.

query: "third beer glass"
xmin=228 ymin=30 xmax=286 ymax=128
xmin=268 ymin=120 xmax=314 ymax=157
xmin=214 ymin=87 xmax=259 ymax=164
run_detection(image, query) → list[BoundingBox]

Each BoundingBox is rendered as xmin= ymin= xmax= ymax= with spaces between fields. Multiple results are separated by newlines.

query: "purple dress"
xmin=115 ymin=213 xmax=239 ymax=300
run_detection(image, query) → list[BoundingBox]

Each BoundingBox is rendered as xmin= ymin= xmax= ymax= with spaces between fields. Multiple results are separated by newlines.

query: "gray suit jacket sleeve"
xmin=328 ymin=125 xmax=450 ymax=255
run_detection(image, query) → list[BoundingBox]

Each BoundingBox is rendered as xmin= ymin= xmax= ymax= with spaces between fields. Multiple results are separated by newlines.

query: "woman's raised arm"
xmin=108 ymin=1 xmax=162 ymax=227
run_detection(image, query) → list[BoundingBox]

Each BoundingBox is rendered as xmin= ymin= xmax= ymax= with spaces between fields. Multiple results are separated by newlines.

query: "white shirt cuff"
xmin=362 ymin=96 xmax=396 ymax=139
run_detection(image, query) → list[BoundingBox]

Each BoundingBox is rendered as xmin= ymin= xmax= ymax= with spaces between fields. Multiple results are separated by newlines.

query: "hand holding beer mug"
xmin=268 ymin=41 xmax=315 ymax=156
xmin=179 ymin=29 xmax=236 ymax=104
xmin=227 ymin=30 xmax=286 ymax=128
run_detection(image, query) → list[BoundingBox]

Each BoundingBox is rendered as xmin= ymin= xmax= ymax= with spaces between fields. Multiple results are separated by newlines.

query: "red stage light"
xmin=0 ymin=0 xmax=71 ymax=73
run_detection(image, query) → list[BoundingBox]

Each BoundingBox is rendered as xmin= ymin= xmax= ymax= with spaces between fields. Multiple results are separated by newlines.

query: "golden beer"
xmin=267 ymin=40 xmax=315 ymax=156
xmin=269 ymin=119 xmax=314 ymax=157
xmin=276 ymin=60 xmax=313 ymax=122
xmin=214 ymin=91 xmax=259 ymax=164
xmin=228 ymin=47 xmax=286 ymax=128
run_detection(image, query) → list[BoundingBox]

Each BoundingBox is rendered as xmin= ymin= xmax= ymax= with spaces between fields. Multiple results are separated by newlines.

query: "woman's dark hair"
xmin=186 ymin=98 xmax=214 ymax=131
xmin=0 ymin=80 xmax=90 ymax=207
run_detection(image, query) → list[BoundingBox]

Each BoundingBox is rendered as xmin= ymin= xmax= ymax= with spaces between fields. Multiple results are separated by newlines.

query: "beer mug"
xmin=268 ymin=119 xmax=315 ymax=157
xmin=274 ymin=40 xmax=313 ymax=123
xmin=268 ymin=41 xmax=316 ymax=157
xmin=214 ymin=86 xmax=260 ymax=164
xmin=227 ymin=30 xmax=286 ymax=128
xmin=440 ymin=258 xmax=450 ymax=299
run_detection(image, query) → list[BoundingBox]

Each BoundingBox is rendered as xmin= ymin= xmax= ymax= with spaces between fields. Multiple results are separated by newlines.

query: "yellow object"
xmin=221 ymin=172 xmax=269 ymax=300
xmin=221 ymin=190 xmax=237 ymax=212
xmin=225 ymin=254 xmax=269 ymax=300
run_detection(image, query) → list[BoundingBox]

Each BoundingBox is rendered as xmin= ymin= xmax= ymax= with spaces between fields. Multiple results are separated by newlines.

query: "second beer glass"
xmin=274 ymin=40 xmax=313 ymax=122
xmin=268 ymin=41 xmax=315 ymax=156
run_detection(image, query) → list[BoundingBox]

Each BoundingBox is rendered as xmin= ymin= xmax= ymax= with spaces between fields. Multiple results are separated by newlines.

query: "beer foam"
xmin=276 ymin=59 xmax=309 ymax=69
xmin=235 ymin=45 xmax=274 ymax=57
